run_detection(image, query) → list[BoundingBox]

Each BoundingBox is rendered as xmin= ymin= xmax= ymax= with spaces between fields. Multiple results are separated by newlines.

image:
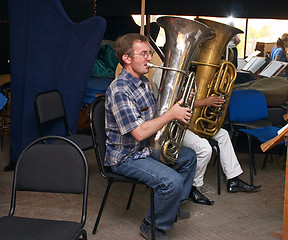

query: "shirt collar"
xmin=121 ymin=68 xmax=149 ymax=88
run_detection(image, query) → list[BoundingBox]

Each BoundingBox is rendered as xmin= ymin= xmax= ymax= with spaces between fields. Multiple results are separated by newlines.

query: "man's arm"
xmin=131 ymin=99 xmax=191 ymax=141
xmin=194 ymin=96 xmax=225 ymax=109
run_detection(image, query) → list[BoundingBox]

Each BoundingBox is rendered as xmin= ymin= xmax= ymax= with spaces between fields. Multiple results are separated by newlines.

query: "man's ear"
xmin=122 ymin=54 xmax=132 ymax=64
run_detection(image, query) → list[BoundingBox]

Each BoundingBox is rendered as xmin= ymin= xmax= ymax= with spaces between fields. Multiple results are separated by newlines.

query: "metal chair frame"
xmin=90 ymin=95 xmax=155 ymax=239
xmin=34 ymin=90 xmax=93 ymax=151
xmin=228 ymin=89 xmax=285 ymax=185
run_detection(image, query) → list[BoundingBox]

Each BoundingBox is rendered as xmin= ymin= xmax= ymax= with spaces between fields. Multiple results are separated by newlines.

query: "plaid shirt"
xmin=105 ymin=69 xmax=156 ymax=166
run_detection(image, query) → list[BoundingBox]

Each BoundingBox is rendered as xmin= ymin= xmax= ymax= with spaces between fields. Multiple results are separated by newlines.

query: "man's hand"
xmin=170 ymin=99 xmax=192 ymax=124
xmin=204 ymin=96 xmax=225 ymax=107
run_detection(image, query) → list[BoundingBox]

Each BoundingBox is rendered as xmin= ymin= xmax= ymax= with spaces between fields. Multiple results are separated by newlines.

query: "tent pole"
xmin=243 ymin=18 xmax=248 ymax=58
xmin=140 ymin=0 xmax=145 ymax=35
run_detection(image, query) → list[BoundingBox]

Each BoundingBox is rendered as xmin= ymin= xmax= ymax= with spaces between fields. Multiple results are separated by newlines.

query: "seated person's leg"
xmin=183 ymin=130 xmax=215 ymax=205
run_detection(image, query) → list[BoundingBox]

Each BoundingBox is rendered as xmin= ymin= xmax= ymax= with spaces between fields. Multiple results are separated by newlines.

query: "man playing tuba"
xmin=105 ymin=33 xmax=197 ymax=240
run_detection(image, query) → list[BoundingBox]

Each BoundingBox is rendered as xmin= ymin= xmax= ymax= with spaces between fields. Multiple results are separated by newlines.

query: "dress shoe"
xmin=189 ymin=186 xmax=214 ymax=205
xmin=176 ymin=207 xmax=190 ymax=220
xmin=227 ymin=177 xmax=262 ymax=193
xmin=140 ymin=218 xmax=170 ymax=240
xmin=4 ymin=161 xmax=16 ymax=172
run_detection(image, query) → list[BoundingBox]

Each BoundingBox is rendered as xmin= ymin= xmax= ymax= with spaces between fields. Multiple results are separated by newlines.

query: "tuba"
xmin=150 ymin=16 xmax=215 ymax=165
xmin=189 ymin=18 xmax=243 ymax=138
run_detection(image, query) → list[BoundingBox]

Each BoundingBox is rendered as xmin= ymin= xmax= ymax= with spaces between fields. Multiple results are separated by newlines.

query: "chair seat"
xmin=239 ymin=126 xmax=284 ymax=144
xmin=105 ymin=171 xmax=146 ymax=184
xmin=0 ymin=216 xmax=84 ymax=240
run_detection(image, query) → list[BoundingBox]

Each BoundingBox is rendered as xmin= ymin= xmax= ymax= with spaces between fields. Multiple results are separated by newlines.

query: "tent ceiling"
xmin=95 ymin=0 xmax=288 ymax=19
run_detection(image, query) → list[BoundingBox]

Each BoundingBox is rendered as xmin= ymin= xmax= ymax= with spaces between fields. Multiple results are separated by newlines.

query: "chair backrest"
xmin=89 ymin=95 xmax=109 ymax=176
xmin=34 ymin=90 xmax=70 ymax=136
xmin=228 ymin=89 xmax=268 ymax=123
xmin=268 ymin=106 xmax=288 ymax=127
xmin=10 ymin=136 xmax=89 ymax=225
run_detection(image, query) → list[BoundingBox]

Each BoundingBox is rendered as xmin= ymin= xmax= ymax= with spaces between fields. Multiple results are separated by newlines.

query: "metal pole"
xmin=243 ymin=18 xmax=248 ymax=58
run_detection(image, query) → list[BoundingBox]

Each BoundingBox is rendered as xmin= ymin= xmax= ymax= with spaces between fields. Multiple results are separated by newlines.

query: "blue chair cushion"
xmin=239 ymin=126 xmax=284 ymax=144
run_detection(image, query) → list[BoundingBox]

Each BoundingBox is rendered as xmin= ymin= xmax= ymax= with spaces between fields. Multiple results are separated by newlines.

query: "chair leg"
xmin=208 ymin=139 xmax=221 ymax=195
xmin=126 ymin=184 xmax=136 ymax=210
xmin=92 ymin=181 xmax=112 ymax=235
xmin=80 ymin=229 xmax=87 ymax=240
xmin=247 ymin=135 xmax=256 ymax=186
xmin=262 ymin=153 xmax=269 ymax=169
xmin=251 ymin=146 xmax=257 ymax=176
xmin=149 ymin=187 xmax=155 ymax=240
xmin=215 ymin=145 xmax=221 ymax=195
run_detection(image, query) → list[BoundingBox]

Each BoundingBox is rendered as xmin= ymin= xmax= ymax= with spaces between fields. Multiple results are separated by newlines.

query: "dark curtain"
xmin=8 ymin=0 xmax=106 ymax=162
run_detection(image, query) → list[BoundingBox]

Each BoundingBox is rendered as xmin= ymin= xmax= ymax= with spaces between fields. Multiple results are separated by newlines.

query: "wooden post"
xmin=283 ymin=133 xmax=288 ymax=239
xmin=140 ymin=0 xmax=145 ymax=35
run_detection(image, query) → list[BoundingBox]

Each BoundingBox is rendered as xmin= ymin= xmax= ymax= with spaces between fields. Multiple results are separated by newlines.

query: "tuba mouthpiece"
xmin=147 ymin=62 xmax=155 ymax=68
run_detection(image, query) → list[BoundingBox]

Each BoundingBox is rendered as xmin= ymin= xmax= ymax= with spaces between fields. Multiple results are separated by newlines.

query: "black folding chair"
xmin=90 ymin=95 xmax=155 ymax=239
xmin=0 ymin=136 xmax=89 ymax=239
xmin=34 ymin=90 xmax=93 ymax=151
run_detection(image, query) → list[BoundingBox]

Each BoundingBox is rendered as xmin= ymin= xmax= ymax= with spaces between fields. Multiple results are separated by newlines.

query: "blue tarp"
xmin=9 ymin=0 xmax=106 ymax=162
xmin=0 ymin=93 xmax=7 ymax=110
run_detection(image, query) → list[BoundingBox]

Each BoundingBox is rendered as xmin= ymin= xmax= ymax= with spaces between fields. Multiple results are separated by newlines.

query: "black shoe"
xmin=4 ymin=161 xmax=16 ymax=172
xmin=176 ymin=207 xmax=190 ymax=220
xmin=189 ymin=186 xmax=214 ymax=205
xmin=140 ymin=219 xmax=170 ymax=240
xmin=227 ymin=177 xmax=262 ymax=193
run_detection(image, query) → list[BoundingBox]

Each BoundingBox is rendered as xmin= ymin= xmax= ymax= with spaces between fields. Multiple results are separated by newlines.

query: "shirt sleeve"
xmin=111 ymin=92 xmax=144 ymax=135
xmin=275 ymin=48 xmax=284 ymax=58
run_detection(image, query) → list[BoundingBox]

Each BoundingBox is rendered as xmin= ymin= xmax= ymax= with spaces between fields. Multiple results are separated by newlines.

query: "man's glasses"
xmin=132 ymin=50 xmax=154 ymax=59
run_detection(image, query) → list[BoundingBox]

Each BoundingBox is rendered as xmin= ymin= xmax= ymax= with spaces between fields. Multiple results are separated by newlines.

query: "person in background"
xmin=271 ymin=33 xmax=288 ymax=77
xmin=105 ymin=33 xmax=197 ymax=240
xmin=228 ymin=21 xmax=241 ymax=69
xmin=271 ymin=33 xmax=288 ymax=62
xmin=184 ymin=97 xmax=262 ymax=205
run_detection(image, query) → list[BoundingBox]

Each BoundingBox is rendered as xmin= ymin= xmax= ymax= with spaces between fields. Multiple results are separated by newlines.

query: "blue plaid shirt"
xmin=105 ymin=69 xmax=156 ymax=166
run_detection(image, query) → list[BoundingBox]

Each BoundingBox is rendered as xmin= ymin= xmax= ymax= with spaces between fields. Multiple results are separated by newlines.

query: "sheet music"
xmin=245 ymin=50 xmax=261 ymax=62
xmin=259 ymin=61 xmax=286 ymax=77
xmin=242 ymin=57 xmax=265 ymax=73
xmin=278 ymin=123 xmax=288 ymax=135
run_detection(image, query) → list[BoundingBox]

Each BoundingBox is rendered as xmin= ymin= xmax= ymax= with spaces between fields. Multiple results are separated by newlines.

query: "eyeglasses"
xmin=132 ymin=50 xmax=154 ymax=59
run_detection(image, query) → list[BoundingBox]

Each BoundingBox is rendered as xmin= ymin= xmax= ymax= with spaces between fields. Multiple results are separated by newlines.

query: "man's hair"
xmin=116 ymin=33 xmax=149 ymax=67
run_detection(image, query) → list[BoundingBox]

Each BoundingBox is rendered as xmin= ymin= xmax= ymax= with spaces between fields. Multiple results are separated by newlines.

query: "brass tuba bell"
xmin=151 ymin=16 xmax=215 ymax=165
xmin=189 ymin=18 xmax=243 ymax=138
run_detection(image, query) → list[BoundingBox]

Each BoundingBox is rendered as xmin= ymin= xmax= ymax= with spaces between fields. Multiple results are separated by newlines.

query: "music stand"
xmin=241 ymin=56 xmax=266 ymax=74
xmin=261 ymin=123 xmax=288 ymax=239
xmin=259 ymin=61 xmax=288 ymax=78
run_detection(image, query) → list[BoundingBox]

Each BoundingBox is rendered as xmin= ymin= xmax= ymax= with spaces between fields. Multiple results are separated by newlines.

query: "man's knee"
xmin=198 ymin=141 xmax=213 ymax=162
xmin=179 ymin=146 xmax=197 ymax=167
xmin=171 ymin=176 xmax=185 ymax=194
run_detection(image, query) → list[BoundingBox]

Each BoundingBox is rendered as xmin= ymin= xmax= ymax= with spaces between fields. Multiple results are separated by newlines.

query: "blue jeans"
xmin=110 ymin=146 xmax=196 ymax=230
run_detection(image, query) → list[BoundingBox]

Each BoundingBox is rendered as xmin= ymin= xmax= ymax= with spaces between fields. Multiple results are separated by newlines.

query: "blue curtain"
xmin=9 ymin=0 xmax=106 ymax=162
